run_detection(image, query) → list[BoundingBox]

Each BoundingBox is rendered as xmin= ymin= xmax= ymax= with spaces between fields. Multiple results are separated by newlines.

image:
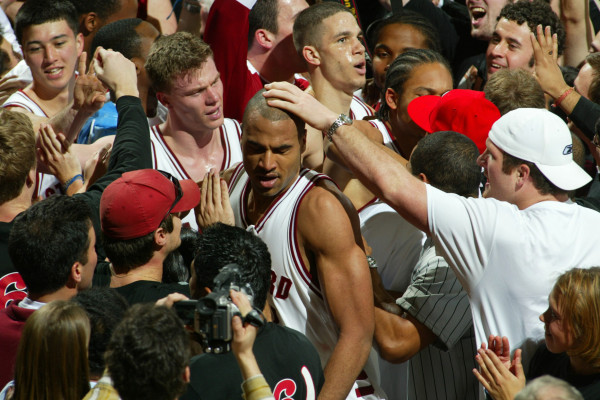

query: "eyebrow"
xmin=26 ymin=34 xmax=68 ymax=46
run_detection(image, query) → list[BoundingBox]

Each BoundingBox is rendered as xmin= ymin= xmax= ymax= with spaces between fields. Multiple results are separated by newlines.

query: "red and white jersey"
xmin=228 ymin=165 xmax=385 ymax=399
xmin=368 ymin=118 xmax=401 ymax=154
xmin=3 ymin=90 xmax=63 ymax=199
xmin=150 ymin=119 xmax=242 ymax=231
xmin=350 ymin=95 xmax=375 ymax=121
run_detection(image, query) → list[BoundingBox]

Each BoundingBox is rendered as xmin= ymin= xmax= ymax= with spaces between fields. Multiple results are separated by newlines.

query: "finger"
xmin=78 ymin=51 xmax=87 ymax=76
xmin=232 ymin=315 xmax=244 ymax=336
xmin=220 ymin=178 xmax=231 ymax=208
xmin=552 ymin=32 xmax=558 ymax=62
xmin=513 ymin=349 xmax=524 ymax=378
xmin=263 ymin=87 xmax=301 ymax=103
xmin=472 ymin=368 xmax=492 ymax=392
xmin=211 ymin=169 xmax=220 ymax=205
xmin=230 ymin=290 xmax=253 ymax=315
xmin=501 ymin=336 xmax=510 ymax=357
xmin=475 ymin=352 xmax=494 ymax=383
xmin=480 ymin=350 xmax=503 ymax=384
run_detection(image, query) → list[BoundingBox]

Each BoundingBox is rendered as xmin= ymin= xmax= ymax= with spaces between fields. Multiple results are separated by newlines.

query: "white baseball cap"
xmin=488 ymin=108 xmax=591 ymax=191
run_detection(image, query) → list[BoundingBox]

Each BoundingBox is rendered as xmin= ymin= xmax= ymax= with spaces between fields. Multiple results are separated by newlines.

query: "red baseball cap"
xmin=100 ymin=169 xmax=200 ymax=240
xmin=407 ymin=89 xmax=501 ymax=154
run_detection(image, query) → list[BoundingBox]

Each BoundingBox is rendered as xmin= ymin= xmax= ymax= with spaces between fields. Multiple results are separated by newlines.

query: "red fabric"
xmin=204 ymin=0 xmax=258 ymax=122
xmin=0 ymin=301 xmax=36 ymax=388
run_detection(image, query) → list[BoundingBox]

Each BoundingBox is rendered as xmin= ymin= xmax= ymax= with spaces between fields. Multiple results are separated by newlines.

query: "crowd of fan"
xmin=0 ymin=0 xmax=600 ymax=399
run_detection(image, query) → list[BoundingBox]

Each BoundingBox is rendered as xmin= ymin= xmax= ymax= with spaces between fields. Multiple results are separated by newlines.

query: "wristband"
xmin=64 ymin=174 xmax=84 ymax=192
xmin=366 ymin=255 xmax=378 ymax=269
xmin=553 ymin=87 xmax=574 ymax=108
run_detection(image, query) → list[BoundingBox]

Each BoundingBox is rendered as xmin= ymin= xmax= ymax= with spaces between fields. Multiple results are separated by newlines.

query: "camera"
xmin=174 ymin=263 xmax=253 ymax=353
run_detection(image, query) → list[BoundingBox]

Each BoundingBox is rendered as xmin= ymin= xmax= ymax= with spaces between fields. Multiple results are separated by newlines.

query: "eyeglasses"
xmin=158 ymin=170 xmax=183 ymax=223
xmin=594 ymin=132 xmax=600 ymax=149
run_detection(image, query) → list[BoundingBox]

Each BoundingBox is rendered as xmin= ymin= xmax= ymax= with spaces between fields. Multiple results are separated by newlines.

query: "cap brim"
xmin=171 ymin=178 xmax=200 ymax=213
xmin=536 ymin=161 xmax=592 ymax=191
xmin=407 ymin=95 xmax=442 ymax=133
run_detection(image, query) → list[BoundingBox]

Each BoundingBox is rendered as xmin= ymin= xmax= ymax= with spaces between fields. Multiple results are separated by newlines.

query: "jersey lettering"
xmin=269 ymin=270 xmax=293 ymax=300
xmin=0 ymin=272 xmax=27 ymax=309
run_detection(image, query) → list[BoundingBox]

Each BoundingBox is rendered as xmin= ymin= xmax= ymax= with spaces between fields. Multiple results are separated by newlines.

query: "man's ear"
xmin=302 ymin=45 xmax=320 ymax=66
xmin=515 ymin=164 xmax=530 ymax=187
xmin=156 ymin=92 xmax=169 ymax=108
xmin=255 ymin=29 xmax=275 ymax=50
xmin=81 ymin=12 xmax=99 ymax=35
xmin=26 ymin=168 xmax=36 ymax=187
xmin=300 ymin=129 xmax=307 ymax=154
xmin=418 ymin=172 xmax=429 ymax=184
xmin=130 ymin=56 xmax=144 ymax=76
xmin=385 ymin=88 xmax=399 ymax=111
xmin=183 ymin=366 xmax=191 ymax=383
xmin=154 ymin=227 xmax=168 ymax=246
xmin=67 ymin=261 xmax=83 ymax=288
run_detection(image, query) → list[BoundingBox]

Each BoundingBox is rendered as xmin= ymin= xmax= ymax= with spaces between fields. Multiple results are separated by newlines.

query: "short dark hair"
xmin=484 ymin=68 xmax=545 ymax=115
xmin=162 ymin=227 xmax=198 ymax=284
xmin=15 ymin=0 xmax=79 ymax=45
xmin=91 ymin=18 xmax=144 ymax=59
xmin=193 ymin=223 xmax=271 ymax=310
xmin=248 ymin=0 xmax=278 ymax=50
xmin=410 ymin=131 xmax=481 ymax=197
xmin=72 ymin=288 xmax=129 ymax=377
xmin=106 ymin=304 xmax=190 ymax=400
xmin=502 ymin=152 xmax=567 ymax=196
xmin=103 ymin=214 xmax=174 ymax=274
xmin=9 ymin=195 xmax=93 ymax=297
xmin=585 ymin=52 xmax=600 ymax=104
xmin=67 ymin=0 xmax=121 ymax=20
xmin=293 ymin=2 xmax=352 ymax=54
xmin=379 ymin=48 xmax=451 ymax=121
xmin=366 ymin=11 xmax=441 ymax=55
xmin=498 ymin=0 xmax=565 ymax=56
xmin=243 ymin=89 xmax=306 ymax=140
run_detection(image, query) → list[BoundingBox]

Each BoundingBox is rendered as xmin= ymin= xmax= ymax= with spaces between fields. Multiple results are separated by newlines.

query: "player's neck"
xmin=312 ymin=76 xmax=353 ymax=115
xmin=161 ymin=118 xmax=222 ymax=153
xmin=28 ymin=79 xmax=73 ymax=115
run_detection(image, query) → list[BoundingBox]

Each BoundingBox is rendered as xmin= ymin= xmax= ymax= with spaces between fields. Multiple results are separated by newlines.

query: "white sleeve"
xmin=426 ymin=184 xmax=510 ymax=293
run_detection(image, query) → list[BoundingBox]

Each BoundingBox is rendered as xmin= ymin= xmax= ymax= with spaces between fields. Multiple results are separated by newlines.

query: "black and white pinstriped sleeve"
xmin=396 ymin=239 xmax=473 ymax=351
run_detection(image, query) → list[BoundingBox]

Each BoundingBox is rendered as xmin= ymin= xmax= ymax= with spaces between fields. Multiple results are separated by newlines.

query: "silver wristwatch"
xmin=325 ymin=114 xmax=352 ymax=142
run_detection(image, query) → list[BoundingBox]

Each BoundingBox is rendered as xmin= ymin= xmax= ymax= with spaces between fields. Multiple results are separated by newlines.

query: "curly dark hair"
xmin=106 ymin=304 xmax=190 ymax=400
xmin=498 ymin=0 xmax=566 ymax=56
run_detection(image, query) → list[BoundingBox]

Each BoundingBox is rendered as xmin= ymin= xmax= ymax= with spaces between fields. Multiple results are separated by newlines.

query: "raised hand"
xmin=73 ymin=51 xmax=106 ymax=115
xmin=473 ymin=347 xmax=525 ymax=400
xmin=195 ymin=169 xmax=235 ymax=229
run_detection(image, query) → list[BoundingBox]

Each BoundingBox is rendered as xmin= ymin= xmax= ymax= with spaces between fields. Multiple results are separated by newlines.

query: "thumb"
xmin=514 ymin=349 xmax=524 ymax=377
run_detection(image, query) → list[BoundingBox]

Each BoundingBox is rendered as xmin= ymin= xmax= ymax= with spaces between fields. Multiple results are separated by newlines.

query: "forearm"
xmin=374 ymin=307 xmax=420 ymax=363
xmin=318 ymin=331 xmax=372 ymax=400
xmin=87 ymin=96 xmax=151 ymax=192
xmin=332 ymin=124 xmax=429 ymax=233
xmin=560 ymin=0 xmax=590 ymax=67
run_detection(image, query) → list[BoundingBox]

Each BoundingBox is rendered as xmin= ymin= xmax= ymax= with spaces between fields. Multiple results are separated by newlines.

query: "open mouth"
xmin=205 ymin=107 xmax=222 ymax=120
xmin=471 ymin=7 xmax=486 ymax=25
xmin=257 ymin=174 xmax=278 ymax=189
xmin=354 ymin=60 xmax=366 ymax=75
xmin=45 ymin=66 xmax=64 ymax=79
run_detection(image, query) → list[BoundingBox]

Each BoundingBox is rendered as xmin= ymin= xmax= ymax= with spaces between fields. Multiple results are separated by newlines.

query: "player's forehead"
xmin=171 ymin=59 xmax=219 ymax=90
xmin=22 ymin=19 xmax=76 ymax=43
xmin=243 ymin=115 xmax=300 ymax=146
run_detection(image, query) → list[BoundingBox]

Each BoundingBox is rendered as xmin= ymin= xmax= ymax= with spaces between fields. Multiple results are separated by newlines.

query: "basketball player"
xmin=223 ymin=90 xmax=385 ymax=400
xmin=145 ymin=32 xmax=243 ymax=231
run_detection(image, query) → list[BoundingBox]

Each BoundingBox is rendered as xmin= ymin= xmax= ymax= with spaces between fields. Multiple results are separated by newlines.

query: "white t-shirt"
xmin=427 ymin=184 xmax=600 ymax=366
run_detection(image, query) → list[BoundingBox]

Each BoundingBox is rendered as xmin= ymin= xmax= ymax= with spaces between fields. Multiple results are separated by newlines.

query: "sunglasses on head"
xmin=158 ymin=170 xmax=183 ymax=222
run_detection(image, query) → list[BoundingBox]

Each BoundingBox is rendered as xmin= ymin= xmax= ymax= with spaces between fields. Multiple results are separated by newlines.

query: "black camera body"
xmin=175 ymin=263 xmax=252 ymax=353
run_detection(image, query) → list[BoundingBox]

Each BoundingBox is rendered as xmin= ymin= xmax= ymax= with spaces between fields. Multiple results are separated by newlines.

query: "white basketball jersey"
xmin=228 ymin=165 xmax=386 ymax=399
xmin=3 ymin=90 xmax=63 ymax=199
xmin=350 ymin=95 xmax=374 ymax=120
xmin=150 ymin=118 xmax=242 ymax=231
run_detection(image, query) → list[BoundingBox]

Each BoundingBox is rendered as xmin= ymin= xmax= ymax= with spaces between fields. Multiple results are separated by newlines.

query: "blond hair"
xmin=552 ymin=267 xmax=600 ymax=369
xmin=145 ymin=32 xmax=213 ymax=93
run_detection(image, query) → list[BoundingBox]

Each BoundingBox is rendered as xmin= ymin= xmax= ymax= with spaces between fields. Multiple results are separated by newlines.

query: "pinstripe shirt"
xmin=397 ymin=238 xmax=479 ymax=400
